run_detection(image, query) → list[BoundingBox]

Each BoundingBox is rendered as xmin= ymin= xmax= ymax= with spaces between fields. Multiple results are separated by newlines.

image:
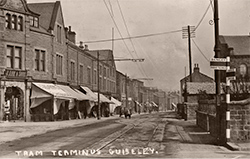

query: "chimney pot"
xmin=79 ymin=41 xmax=84 ymax=49
xmin=84 ymin=44 xmax=89 ymax=51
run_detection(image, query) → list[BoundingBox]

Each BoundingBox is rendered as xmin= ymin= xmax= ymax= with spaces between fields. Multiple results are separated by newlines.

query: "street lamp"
xmin=96 ymin=52 xmax=144 ymax=120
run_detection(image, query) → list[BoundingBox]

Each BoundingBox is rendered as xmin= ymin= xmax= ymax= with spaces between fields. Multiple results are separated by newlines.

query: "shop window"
xmin=34 ymin=49 xmax=46 ymax=71
xmin=56 ymin=54 xmax=63 ymax=75
xmin=6 ymin=45 xmax=22 ymax=69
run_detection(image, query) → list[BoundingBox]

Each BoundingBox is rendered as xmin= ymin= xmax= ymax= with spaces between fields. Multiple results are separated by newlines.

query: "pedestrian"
xmin=4 ymin=100 xmax=10 ymax=122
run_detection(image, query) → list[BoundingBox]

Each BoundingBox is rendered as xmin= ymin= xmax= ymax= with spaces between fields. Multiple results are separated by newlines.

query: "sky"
xmin=27 ymin=0 xmax=250 ymax=91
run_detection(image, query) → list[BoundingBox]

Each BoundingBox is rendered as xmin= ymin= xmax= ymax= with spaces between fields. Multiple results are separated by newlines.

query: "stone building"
xmin=180 ymin=64 xmax=214 ymax=103
xmin=0 ymin=0 xmax=116 ymax=122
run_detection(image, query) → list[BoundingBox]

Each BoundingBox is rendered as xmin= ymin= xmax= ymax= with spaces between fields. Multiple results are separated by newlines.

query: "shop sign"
xmin=4 ymin=69 xmax=27 ymax=79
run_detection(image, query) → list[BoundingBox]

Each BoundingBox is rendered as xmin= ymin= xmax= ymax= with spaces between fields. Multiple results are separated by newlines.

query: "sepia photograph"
xmin=0 ymin=0 xmax=250 ymax=158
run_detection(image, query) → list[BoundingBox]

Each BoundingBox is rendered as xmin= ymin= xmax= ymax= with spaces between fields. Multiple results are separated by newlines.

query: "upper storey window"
xmin=29 ymin=16 xmax=39 ymax=28
xmin=6 ymin=13 xmax=23 ymax=31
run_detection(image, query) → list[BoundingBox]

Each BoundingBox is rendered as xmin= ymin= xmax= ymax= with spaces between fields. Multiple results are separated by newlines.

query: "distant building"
xmin=219 ymin=35 xmax=250 ymax=82
xmin=180 ymin=64 xmax=214 ymax=103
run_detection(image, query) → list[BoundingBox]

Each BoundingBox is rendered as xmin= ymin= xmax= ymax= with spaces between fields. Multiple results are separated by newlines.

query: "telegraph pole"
xmin=188 ymin=25 xmax=192 ymax=82
xmin=125 ymin=74 xmax=128 ymax=109
xmin=182 ymin=25 xmax=195 ymax=82
xmin=97 ymin=51 xmax=100 ymax=120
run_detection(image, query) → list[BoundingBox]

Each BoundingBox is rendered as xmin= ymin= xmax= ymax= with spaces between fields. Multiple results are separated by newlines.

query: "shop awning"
xmin=80 ymin=86 xmax=98 ymax=102
xmin=135 ymin=101 xmax=142 ymax=107
xmin=151 ymin=101 xmax=159 ymax=107
xmin=110 ymin=97 xmax=121 ymax=113
xmin=32 ymin=83 xmax=72 ymax=99
xmin=111 ymin=97 xmax=122 ymax=106
xmin=58 ymin=85 xmax=90 ymax=101
xmin=31 ymin=83 xmax=71 ymax=110
xmin=94 ymin=93 xmax=114 ymax=104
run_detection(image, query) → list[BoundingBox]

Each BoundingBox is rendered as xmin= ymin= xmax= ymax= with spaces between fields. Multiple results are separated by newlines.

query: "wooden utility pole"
xmin=97 ymin=51 xmax=100 ymax=120
xmin=182 ymin=25 xmax=195 ymax=82
xmin=125 ymin=74 xmax=128 ymax=109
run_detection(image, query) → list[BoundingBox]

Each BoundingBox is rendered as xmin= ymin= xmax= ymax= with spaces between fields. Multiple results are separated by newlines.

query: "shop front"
xmin=30 ymin=83 xmax=90 ymax=122
xmin=0 ymin=69 xmax=31 ymax=122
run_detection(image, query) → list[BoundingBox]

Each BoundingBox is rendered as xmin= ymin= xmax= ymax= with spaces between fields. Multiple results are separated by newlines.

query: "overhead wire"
xmin=191 ymin=1 xmax=214 ymax=63
xmin=192 ymin=39 xmax=210 ymax=62
xmin=84 ymin=29 xmax=182 ymax=43
xmin=103 ymin=0 xmax=147 ymax=80
xmin=103 ymin=0 xmax=134 ymax=59
xmin=116 ymin=0 xmax=148 ymax=79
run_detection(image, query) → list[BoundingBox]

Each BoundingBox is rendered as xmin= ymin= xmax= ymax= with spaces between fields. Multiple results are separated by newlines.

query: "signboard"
xmin=4 ymin=69 xmax=27 ymax=79
xmin=210 ymin=58 xmax=229 ymax=70
xmin=226 ymin=68 xmax=236 ymax=80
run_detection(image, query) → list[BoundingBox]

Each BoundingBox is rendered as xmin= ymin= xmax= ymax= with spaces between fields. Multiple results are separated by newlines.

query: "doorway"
xmin=5 ymin=86 xmax=24 ymax=120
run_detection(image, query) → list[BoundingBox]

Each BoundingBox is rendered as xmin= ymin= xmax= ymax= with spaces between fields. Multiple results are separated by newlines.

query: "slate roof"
xmin=219 ymin=35 xmax=250 ymax=56
xmin=186 ymin=82 xmax=224 ymax=94
xmin=28 ymin=2 xmax=60 ymax=31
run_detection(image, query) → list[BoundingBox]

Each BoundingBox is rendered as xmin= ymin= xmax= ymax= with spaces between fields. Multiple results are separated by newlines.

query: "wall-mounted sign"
xmin=4 ymin=69 xmax=27 ymax=79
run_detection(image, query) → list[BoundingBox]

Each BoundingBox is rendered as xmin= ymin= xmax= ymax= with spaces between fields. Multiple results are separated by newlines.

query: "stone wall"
xmin=197 ymin=98 xmax=250 ymax=142
xmin=186 ymin=103 xmax=198 ymax=120
xmin=227 ymin=98 xmax=250 ymax=142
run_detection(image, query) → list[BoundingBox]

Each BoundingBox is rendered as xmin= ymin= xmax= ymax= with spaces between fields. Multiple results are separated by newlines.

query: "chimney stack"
xmin=194 ymin=63 xmax=199 ymax=73
xmin=67 ymin=26 xmax=76 ymax=44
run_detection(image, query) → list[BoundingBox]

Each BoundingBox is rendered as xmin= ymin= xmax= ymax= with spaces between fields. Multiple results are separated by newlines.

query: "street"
xmin=0 ymin=112 xmax=250 ymax=158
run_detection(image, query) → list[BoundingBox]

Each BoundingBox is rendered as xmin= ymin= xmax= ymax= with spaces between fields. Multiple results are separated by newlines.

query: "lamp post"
xmin=96 ymin=54 xmax=145 ymax=120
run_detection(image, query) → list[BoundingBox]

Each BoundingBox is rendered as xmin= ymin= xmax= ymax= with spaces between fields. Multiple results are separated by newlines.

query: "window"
xmin=29 ymin=16 xmax=39 ymax=27
xmin=35 ymin=50 xmax=39 ymax=71
xmin=70 ymin=61 xmax=75 ymax=80
xmin=103 ymin=78 xmax=106 ymax=90
xmin=240 ymin=64 xmax=247 ymax=77
xmin=6 ymin=45 xmax=22 ymax=69
xmin=6 ymin=13 xmax=23 ymax=31
xmin=5 ymin=13 xmax=11 ymax=29
xmin=34 ymin=49 xmax=46 ymax=71
xmin=80 ymin=65 xmax=84 ymax=83
xmin=103 ymin=67 xmax=106 ymax=77
xmin=56 ymin=54 xmax=63 ymax=75
xmin=57 ymin=25 xmax=62 ymax=43
xmin=11 ymin=15 xmax=17 ymax=30
xmin=100 ymin=77 xmax=102 ymax=89
xmin=17 ymin=16 xmax=23 ymax=31
xmin=94 ymin=69 xmax=97 ymax=84
xmin=87 ymin=67 xmax=91 ymax=84
xmin=99 ymin=65 xmax=102 ymax=76
xmin=41 ymin=51 xmax=45 ymax=71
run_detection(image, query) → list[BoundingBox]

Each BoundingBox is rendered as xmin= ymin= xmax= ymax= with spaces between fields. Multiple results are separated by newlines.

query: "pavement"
xmin=0 ymin=115 xmax=121 ymax=144
xmin=0 ymin=111 xmax=249 ymax=152
xmin=174 ymin=113 xmax=250 ymax=152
